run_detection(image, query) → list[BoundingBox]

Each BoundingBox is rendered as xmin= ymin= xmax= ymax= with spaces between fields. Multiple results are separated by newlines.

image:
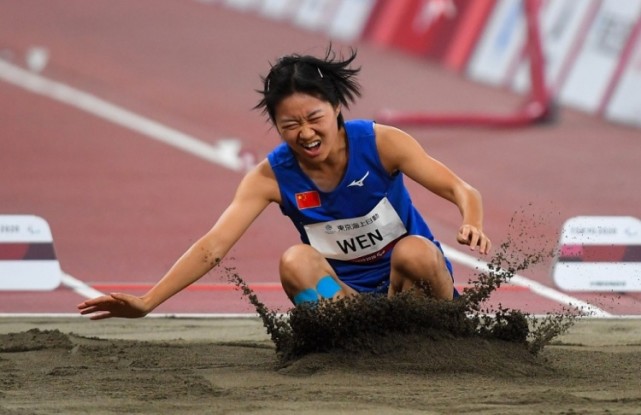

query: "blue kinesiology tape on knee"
xmin=316 ymin=276 xmax=341 ymax=299
xmin=293 ymin=288 xmax=318 ymax=305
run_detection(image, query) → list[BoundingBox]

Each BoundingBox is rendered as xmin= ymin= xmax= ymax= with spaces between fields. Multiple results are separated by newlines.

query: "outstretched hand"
xmin=77 ymin=293 xmax=149 ymax=320
xmin=457 ymin=224 xmax=491 ymax=255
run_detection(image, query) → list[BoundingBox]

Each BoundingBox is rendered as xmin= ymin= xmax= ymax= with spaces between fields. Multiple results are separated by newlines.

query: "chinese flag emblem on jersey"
xmin=295 ymin=191 xmax=321 ymax=210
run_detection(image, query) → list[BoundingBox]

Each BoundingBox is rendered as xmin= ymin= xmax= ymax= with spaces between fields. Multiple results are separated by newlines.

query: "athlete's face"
xmin=274 ymin=92 xmax=342 ymax=164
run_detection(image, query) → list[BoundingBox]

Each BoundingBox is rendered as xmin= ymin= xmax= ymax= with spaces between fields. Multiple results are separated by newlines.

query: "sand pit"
xmin=1 ymin=316 xmax=640 ymax=414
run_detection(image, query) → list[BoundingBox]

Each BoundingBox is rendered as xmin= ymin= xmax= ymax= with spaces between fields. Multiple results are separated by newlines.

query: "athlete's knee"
xmin=279 ymin=244 xmax=321 ymax=278
xmin=389 ymin=236 xmax=452 ymax=298
xmin=391 ymin=236 xmax=443 ymax=272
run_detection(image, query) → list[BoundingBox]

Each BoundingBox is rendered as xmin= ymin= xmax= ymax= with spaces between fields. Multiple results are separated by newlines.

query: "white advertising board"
xmin=553 ymin=216 xmax=641 ymax=292
xmin=0 ymin=215 xmax=62 ymax=291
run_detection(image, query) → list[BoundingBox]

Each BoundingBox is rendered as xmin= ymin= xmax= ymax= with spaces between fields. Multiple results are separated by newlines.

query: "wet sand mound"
xmin=0 ymin=328 xmax=73 ymax=352
xmin=278 ymin=332 xmax=549 ymax=377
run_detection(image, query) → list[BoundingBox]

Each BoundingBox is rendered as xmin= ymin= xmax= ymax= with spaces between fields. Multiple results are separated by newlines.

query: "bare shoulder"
xmin=373 ymin=122 xmax=407 ymax=140
xmin=237 ymin=159 xmax=281 ymax=204
xmin=373 ymin=123 xmax=420 ymax=153
xmin=373 ymin=123 xmax=424 ymax=173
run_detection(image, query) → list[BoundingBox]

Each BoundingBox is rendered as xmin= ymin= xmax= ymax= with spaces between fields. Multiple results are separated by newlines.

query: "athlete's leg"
xmin=388 ymin=235 xmax=453 ymax=300
xmin=279 ymin=244 xmax=357 ymax=305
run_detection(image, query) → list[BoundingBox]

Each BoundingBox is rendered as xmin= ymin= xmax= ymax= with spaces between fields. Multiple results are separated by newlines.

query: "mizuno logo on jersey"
xmin=347 ymin=171 xmax=369 ymax=187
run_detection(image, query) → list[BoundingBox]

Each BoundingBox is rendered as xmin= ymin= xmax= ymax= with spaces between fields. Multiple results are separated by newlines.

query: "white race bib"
xmin=304 ymin=198 xmax=407 ymax=262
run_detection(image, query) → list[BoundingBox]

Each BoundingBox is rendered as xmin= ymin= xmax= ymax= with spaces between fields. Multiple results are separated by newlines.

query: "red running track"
xmin=1 ymin=0 xmax=640 ymax=316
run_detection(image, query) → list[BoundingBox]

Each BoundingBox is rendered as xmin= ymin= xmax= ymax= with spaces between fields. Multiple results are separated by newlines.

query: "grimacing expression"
xmin=274 ymin=92 xmax=341 ymax=163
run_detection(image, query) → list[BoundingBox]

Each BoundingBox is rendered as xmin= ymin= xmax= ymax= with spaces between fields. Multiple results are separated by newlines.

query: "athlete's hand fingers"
xmin=77 ymin=293 xmax=147 ymax=319
xmin=77 ymin=295 xmax=117 ymax=311
xmin=87 ymin=311 xmax=116 ymax=320
xmin=78 ymin=305 xmax=100 ymax=315
xmin=457 ymin=225 xmax=477 ymax=249
xmin=478 ymin=234 xmax=492 ymax=255
xmin=468 ymin=230 xmax=480 ymax=251
xmin=457 ymin=225 xmax=490 ymax=254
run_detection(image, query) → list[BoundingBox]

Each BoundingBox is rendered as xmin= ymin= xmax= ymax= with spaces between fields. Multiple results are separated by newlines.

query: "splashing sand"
xmin=226 ymin=232 xmax=576 ymax=365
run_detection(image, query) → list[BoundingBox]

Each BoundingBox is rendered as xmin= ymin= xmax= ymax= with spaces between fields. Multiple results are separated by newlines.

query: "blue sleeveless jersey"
xmin=267 ymin=119 xmax=453 ymax=292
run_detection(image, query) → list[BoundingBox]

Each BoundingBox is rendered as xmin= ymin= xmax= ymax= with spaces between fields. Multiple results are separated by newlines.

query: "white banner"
xmin=512 ymin=0 xmax=599 ymax=94
xmin=258 ymin=0 xmax=376 ymax=41
xmin=293 ymin=0 xmax=338 ymax=32
xmin=467 ymin=0 xmax=526 ymax=86
xmin=259 ymin=0 xmax=298 ymax=20
xmin=328 ymin=0 xmax=377 ymax=41
xmin=605 ymin=26 xmax=641 ymax=127
xmin=559 ymin=0 xmax=641 ymax=113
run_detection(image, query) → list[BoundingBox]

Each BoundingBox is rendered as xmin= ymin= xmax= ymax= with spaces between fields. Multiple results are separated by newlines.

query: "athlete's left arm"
xmin=374 ymin=123 xmax=491 ymax=254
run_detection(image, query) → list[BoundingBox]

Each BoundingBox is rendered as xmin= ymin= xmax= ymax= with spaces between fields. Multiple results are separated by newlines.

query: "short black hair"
xmin=255 ymin=45 xmax=362 ymax=128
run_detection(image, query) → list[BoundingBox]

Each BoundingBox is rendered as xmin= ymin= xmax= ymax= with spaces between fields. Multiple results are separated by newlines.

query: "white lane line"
xmin=0 ymin=59 xmax=246 ymax=171
xmin=0 ymin=57 xmax=614 ymax=316
xmin=442 ymin=245 xmax=611 ymax=317
xmin=61 ymin=272 xmax=105 ymax=299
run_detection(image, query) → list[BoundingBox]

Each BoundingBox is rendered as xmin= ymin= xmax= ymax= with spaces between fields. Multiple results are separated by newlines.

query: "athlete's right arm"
xmin=77 ymin=160 xmax=281 ymax=320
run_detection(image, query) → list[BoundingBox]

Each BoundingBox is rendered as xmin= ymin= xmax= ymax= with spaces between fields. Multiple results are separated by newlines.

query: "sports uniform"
xmin=267 ymin=119 xmax=454 ymax=293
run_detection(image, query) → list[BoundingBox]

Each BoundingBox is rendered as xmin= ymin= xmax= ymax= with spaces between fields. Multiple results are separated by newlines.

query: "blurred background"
xmin=1 ymin=0 xmax=640 ymax=316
